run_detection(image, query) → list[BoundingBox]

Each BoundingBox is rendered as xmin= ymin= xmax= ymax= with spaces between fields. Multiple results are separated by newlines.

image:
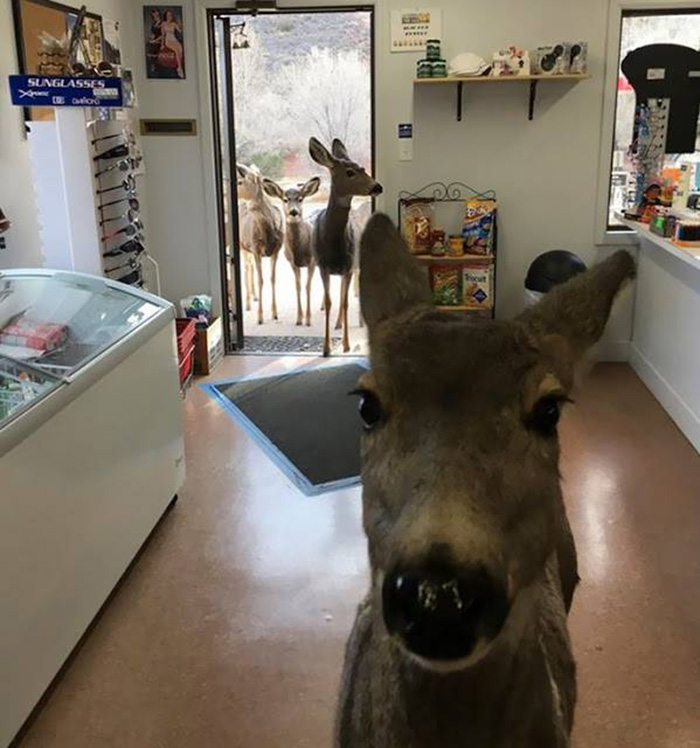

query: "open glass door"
xmin=208 ymin=7 xmax=375 ymax=355
xmin=208 ymin=14 xmax=244 ymax=351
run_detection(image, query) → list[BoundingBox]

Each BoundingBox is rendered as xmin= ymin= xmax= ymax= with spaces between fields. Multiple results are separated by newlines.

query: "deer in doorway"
xmin=336 ymin=214 xmax=635 ymax=748
xmin=308 ymin=137 xmax=382 ymax=356
xmin=263 ymin=176 xmax=321 ymax=327
xmin=236 ymin=165 xmax=263 ymax=312
xmin=236 ymin=163 xmax=284 ymax=324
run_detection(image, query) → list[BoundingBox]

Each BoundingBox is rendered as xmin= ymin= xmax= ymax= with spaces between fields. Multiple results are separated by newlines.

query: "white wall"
xmin=372 ymin=0 xmax=634 ymax=353
xmin=126 ymin=0 xmax=212 ymax=307
xmin=0 ymin=0 xmax=141 ymax=270
xmin=1 ymin=0 xmax=636 ymax=353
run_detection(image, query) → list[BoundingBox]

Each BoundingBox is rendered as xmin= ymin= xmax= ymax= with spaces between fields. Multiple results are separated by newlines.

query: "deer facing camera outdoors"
xmin=336 ymin=214 xmax=635 ymax=748
xmin=263 ymin=176 xmax=321 ymax=327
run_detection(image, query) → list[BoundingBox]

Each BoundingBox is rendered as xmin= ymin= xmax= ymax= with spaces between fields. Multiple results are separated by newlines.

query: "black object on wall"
xmin=622 ymin=44 xmax=700 ymax=154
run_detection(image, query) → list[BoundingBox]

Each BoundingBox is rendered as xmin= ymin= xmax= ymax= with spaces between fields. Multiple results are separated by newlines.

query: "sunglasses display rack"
xmin=25 ymin=106 xmax=159 ymax=295
xmin=90 ymin=120 xmax=160 ymax=294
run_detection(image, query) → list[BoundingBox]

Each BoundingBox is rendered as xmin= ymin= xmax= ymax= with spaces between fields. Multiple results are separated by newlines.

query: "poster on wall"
xmin=390 ymin=8 xmax=442 ymax=53
xmin=143 ymin=6 xmax=186 ymax=79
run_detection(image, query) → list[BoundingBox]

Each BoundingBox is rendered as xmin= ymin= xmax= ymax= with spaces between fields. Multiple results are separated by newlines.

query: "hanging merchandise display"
xmin=622 ymin=44 xmax=700 ymax=154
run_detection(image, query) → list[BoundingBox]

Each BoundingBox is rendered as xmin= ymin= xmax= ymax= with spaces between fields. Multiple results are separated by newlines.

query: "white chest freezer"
xmin=0 ymin=269 xmax=185 ymax=747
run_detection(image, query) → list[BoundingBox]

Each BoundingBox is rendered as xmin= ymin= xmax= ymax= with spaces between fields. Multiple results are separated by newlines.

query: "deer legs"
xmin=270 ymin=251 xmax=279 ymax=321
xmin=294 ymin=266 xmax=303 ymax=326
xmin=306 ymin=263 xmax=315 ymax=327
xmin=322 ymin=269 xmax=332 ymax=358
xmin=254 ymin=254 xmax=264 ymax=325
xmin=244 ymin=253 xmax=257 ymax=312
xmin=340 ymin=271 xmax=351 ymax=353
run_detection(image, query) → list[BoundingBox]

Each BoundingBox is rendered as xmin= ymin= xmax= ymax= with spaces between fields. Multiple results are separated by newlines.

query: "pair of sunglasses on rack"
xmin=110 ymin=266 xmax=144 ymax=287
xmin=99 ymin=207 xmax=140 ymax=227
xmin=96 ymin=175 xmax=137 ymax=196
xmin=99 ymin=196 xmax=139 ymax=212
xmin=101 ymin=222 xmax=143 ymax=242
xmin=103 ymin=239 xmax=145 ymax=259
xmin=91 ymin=131 xmax=136 ymax=146
xmin=93 ymin=144 xmax=130 ymax=162
xmin=95 ymin=159 xmax=139 ymax=178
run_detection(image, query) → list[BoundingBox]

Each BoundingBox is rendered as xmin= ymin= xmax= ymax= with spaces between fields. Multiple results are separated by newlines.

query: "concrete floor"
xmin=14 ymin=360 xmax=700 ymax=748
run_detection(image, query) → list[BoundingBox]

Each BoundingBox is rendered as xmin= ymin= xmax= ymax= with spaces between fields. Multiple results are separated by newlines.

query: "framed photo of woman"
xmin=143 ymin=5 xmax=185 ymax=79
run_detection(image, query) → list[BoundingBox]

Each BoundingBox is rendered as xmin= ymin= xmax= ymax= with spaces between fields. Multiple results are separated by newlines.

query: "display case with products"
xmin=0 ymin=269 xmax=185 ymax=747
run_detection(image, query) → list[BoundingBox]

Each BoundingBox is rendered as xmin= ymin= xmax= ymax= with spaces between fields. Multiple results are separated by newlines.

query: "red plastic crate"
xmin=178 ymin=344 xmax=195 ymax=388
xmin=175 ymin=318 xmax=196 ymax=362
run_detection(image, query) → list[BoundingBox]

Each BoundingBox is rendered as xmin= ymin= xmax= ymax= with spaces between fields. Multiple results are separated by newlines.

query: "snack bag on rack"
xmin=402 ymin=199 xmax=435 ymax=255
xmin=462 ymin=198 xmax=497 ymax=255
xmin=429 ymin=265 xmax=461 ymax=306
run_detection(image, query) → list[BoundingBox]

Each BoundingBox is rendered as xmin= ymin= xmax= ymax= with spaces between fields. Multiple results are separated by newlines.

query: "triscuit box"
xmin=462 ymin=261 xmax=494 ymax=309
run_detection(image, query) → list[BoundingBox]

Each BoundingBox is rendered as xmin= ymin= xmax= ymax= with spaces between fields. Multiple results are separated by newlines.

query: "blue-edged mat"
xmin=202 ymin=362 xmax=368 ymax=496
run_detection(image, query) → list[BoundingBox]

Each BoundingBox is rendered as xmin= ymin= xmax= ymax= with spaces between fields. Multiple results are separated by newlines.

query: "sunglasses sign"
xmin=9 ymin=75 xmax=124 ymax=108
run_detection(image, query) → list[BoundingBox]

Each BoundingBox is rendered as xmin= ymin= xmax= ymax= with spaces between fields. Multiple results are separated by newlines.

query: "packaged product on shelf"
xmin=569 ymin=42 xmax=588 ymax=74
xmin=429 ymin=265 xmax=461 ymax=306
xmin=534 ymin=44 xmax=568 ymax=75
xmin=462 ymin=198 xmax=497 ymax=254
xmin=492 ymin=46 xmax=530 ymax=77
xmin=402 ymin=199 xmax=435 ymax=254
xmin=462 ymin=260 xmax=494 ymax=309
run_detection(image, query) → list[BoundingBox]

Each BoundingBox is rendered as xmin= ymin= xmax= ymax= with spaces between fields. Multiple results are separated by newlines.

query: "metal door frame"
xmin=207 ymin=5 xmax=376 ymax=352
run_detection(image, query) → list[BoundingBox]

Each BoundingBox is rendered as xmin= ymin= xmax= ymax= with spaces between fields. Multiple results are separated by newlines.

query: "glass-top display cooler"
xmin=0 ymin=269 xmax=185 ymax=748
xmin=0 ymin=270 xmax=163 ymax=427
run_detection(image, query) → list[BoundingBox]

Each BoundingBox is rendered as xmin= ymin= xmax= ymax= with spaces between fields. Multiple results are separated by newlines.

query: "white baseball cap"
xmin=449 ymin=53 xmax=491 ymax=77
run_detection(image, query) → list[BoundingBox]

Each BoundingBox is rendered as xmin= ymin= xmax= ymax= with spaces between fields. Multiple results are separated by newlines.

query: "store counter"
xmin=618 ymin=216 xmax=700 ymax=452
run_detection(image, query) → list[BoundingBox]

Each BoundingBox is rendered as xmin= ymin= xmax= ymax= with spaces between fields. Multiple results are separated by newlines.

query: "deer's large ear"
xmin=309 ymin=137 xmax=335 ymax=169
xmin=262 ymin=178 xmax=284 ymax=200
xmin=331 ymin=138 xmax=350 ymax=160
xmin=236 ymin=164 xmax=249 ymax=180
xmin=517 ymin=250 xmax=635 ymax=360
xmin=300 ymin=176 xmax=321 ymax=199
xmin=360 ymin=213 xmax=431 ymax=329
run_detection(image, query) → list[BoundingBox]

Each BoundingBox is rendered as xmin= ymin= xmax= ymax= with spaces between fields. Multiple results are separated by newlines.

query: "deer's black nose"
xmin=382 ymin=563 xmax=509 ymax=661
xmin=371 ymin=184 xmax=383 ymax=196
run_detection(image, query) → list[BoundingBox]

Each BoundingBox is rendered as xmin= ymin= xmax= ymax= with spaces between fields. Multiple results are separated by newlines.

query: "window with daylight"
xmin=607 ymin=9 xmax=700 ymax=229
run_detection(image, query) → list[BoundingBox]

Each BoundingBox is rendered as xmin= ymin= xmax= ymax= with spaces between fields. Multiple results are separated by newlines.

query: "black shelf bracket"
xmin=528 ymin=80 xmax=538 ymax=120
xmin=457 ymin=81 xmax=464 ymax=121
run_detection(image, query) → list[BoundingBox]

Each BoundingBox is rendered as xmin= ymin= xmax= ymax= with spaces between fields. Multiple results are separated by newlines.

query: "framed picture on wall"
xmin=143 ymin=6 xmax=186 ymax=79
xmin=11 ymin=0 xmax=105 ymax=121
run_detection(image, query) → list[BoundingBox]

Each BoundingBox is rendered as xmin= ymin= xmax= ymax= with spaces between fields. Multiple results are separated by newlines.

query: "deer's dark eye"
xmin=351 ymin=389 xmax=382 ymax=430
xmin=528 ymin=396 xmax=563 ymax=436
xmin=346 ymin=169 xmax=356 ymax=178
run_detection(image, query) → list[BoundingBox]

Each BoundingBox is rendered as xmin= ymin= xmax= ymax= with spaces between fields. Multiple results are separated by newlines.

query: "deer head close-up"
xmin=335 ymin=214 xmax=635 ymax=748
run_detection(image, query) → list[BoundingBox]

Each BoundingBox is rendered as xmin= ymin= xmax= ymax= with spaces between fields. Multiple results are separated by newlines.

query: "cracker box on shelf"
xmin=462 ymin=259 xmax=494 ymax=310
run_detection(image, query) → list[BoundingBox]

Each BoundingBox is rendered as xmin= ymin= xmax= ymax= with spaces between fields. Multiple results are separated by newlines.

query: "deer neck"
xmin=373 ymin=582 xmax=558 ymax=743
xmin=317 ymin=188 xmax=352 ymax=240
xmin=250 ymin=182 xmax=276 ymax=221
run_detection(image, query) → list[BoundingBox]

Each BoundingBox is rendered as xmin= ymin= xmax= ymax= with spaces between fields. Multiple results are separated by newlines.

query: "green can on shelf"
xmin=430 ymin=59 xmax=448 ymax=78
xmin=417 ymin=59 xmax=432 ymax=78
xmin=426 ymin=39 xmax=442 ymax=60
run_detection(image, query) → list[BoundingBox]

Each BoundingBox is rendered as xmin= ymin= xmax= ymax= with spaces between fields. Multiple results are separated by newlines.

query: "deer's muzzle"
xmin=382 ymin=559 xmax=509 ymax=662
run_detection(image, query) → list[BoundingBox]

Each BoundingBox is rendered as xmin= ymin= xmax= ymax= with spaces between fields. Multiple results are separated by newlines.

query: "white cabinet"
xmin=0 ymin=269 xmax=185 ymax=747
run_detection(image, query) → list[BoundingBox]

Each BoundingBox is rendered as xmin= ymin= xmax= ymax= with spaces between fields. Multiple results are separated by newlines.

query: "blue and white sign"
xmin=9 ymin=75 xmax=124 ymax=108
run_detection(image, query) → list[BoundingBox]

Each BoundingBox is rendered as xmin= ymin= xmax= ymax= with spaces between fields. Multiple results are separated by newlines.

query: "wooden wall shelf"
xmin=413 ymin=74 xmax=591 ymax=122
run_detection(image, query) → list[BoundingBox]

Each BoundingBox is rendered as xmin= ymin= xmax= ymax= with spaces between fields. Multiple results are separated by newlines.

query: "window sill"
xmin=595 ymin=229 xmax=640 ymax=247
